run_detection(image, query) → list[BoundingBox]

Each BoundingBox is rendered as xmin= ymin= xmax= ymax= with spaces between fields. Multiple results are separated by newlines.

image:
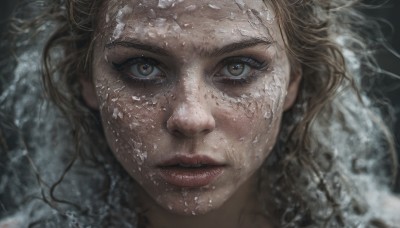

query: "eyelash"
xmin=112 ymin=57 xmax=165 ymax=84
xmin=112 ymin=56 xmax=269 ymax=85
xmin=215 ymin=57 xmax=269 ymax=85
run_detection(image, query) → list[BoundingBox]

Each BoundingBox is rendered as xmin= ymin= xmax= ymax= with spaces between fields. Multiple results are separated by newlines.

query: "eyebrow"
xmin=105 ymin=37 xmax=273 ymax=57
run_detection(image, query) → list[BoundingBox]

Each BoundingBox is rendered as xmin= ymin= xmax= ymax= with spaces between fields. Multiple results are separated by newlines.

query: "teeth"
xmin=179 ymin=163 xmax=203 ymax=168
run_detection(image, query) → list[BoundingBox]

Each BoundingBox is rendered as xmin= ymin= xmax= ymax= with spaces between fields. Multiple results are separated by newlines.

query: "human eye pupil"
xmin=137 ymin=63 xmax=154 ymax=76
xmin=227 ymin=63 xmax=245 ymax=76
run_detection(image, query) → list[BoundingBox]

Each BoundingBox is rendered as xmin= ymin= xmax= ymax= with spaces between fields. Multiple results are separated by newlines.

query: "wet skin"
xmin=83 ymin=0 xmax=301 ymax=227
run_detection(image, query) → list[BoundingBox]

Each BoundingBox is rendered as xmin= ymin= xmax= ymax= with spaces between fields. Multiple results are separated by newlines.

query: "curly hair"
xmin=0 ymin=0 xmax=398 ymax=227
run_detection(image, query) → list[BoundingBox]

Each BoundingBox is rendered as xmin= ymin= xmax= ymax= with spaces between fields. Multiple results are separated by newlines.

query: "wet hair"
xmin=0 ymin=0 xmax=398 ymax=227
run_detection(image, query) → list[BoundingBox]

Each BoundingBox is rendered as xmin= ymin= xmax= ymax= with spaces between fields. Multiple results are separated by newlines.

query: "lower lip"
xmin=159 ymin=166 xmax=224 ymax=188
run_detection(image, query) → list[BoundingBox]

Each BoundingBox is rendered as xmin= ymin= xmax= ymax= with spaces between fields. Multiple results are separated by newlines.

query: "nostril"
xmin=166 ymin=108 xmax=215 ymax=137
xmin=171 ymin=129 xmax=183 ymax=137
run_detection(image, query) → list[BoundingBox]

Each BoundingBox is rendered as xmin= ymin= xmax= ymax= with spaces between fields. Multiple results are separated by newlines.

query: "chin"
xmin=143 ymin=183 xmax=232 ymax=216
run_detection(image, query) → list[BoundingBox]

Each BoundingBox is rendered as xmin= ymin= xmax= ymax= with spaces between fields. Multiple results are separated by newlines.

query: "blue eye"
xmin=215 ymin=57 xmax=267 ymax=84
xmin=222 ymin=63 xmax=251 ymax=78
xmin=130 ymin=62 xmax=161 ymax=78
xmin=113 ymin=57 xmax=164 ymax=82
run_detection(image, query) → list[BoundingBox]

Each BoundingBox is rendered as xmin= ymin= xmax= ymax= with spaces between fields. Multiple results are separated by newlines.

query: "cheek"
xmin=94 ymin=78 xmax=168 ymax=179
xmin=214 ymin=71 xmax=288 ymax=171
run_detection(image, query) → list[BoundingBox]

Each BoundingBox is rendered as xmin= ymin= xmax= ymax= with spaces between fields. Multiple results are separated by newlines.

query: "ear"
xmin=80 ymin=76 xmax=99 ymax=110
xmin=283 ymin=65 xmax=302 ymax=111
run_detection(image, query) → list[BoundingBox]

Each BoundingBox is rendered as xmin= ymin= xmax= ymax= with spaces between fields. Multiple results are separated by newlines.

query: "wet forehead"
xmin=104 ymin=0 xmax=271 ymax=19
xmin=99 ymin=0 xmax=279 ymax=50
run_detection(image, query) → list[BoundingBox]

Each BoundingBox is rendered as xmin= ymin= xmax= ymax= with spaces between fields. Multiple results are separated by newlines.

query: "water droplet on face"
xmin=234 ymin=0 xmax=245 ymax=9
xmin=112 ymin=108 xmax=120 ymax=119
xmin=157 ymin=0 xmax=178 ymax=9
xmin=148 ymin=9 xmax=157 ymax=19
xmin=264 ymin=111 xmax=271 ymax=119
xmin=148 ymin=31 xmax=157 ymax=38
xmin=207 ymin=4 xmax=221 ymax=10
xmin=112 ymin=5 xmax=133 ymax=40
xmin=266 ymin=9 xmax=274 ymax=23
xmin=184 ymin=5 xmax=197 ymax=11
xmin=132 ymin=96 xmax=141 ymax=101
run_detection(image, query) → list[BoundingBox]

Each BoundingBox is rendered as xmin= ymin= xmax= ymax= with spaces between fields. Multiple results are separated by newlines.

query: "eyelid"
xmin=112 ymin=57 xmax=161 ymax=70
xmin=112 ymin=57 xmax=166 ymax=83
xmin=220 ymin=56 xmax=268 ymax=70
xmin=212 ymin=56 xmax=270 ymax=85
xmin=218 ymin=56 xmax=269 ymax=75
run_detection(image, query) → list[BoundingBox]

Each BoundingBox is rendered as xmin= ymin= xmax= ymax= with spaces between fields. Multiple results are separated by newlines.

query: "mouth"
xmin=157 ymin=155 xmax=225 ymax=188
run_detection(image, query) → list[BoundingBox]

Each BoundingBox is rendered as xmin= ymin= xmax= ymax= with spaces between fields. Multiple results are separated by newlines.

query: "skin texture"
xmin=83 ymin=0 xmax=301 ymax=227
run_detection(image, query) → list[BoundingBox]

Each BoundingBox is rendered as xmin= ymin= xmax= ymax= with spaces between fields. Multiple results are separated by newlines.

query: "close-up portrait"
xmin=0 ymin=0 xmax=400 ymax=227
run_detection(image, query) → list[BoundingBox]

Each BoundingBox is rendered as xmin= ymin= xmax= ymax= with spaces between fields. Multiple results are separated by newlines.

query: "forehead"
xmin=104 ymin=0 xmax=272 ymax=18
xmin=98 ymin=0 xmax=281 ymax=49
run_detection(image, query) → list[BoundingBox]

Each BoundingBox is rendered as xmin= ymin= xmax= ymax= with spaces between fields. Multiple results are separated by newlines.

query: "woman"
xmin=0 ymin=0 xmax=399 ymax=227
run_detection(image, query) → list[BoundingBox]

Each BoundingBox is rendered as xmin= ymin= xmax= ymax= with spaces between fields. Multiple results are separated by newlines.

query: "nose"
xmin=167 ymin=92 xmax=216 ymax=138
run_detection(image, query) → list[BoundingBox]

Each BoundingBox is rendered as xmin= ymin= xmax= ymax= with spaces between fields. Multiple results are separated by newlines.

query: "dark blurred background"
xmin=0 ymin=1 xmax=399 ymax=190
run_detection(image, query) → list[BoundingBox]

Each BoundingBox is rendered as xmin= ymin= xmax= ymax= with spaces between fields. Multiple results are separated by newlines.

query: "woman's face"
xmin=86 ymin=0 xmax=300 ymax=215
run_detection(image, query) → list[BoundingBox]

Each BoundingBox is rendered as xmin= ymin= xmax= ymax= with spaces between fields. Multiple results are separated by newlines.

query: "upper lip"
xmin=157 ymin=155 xmax=225 ymax=167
